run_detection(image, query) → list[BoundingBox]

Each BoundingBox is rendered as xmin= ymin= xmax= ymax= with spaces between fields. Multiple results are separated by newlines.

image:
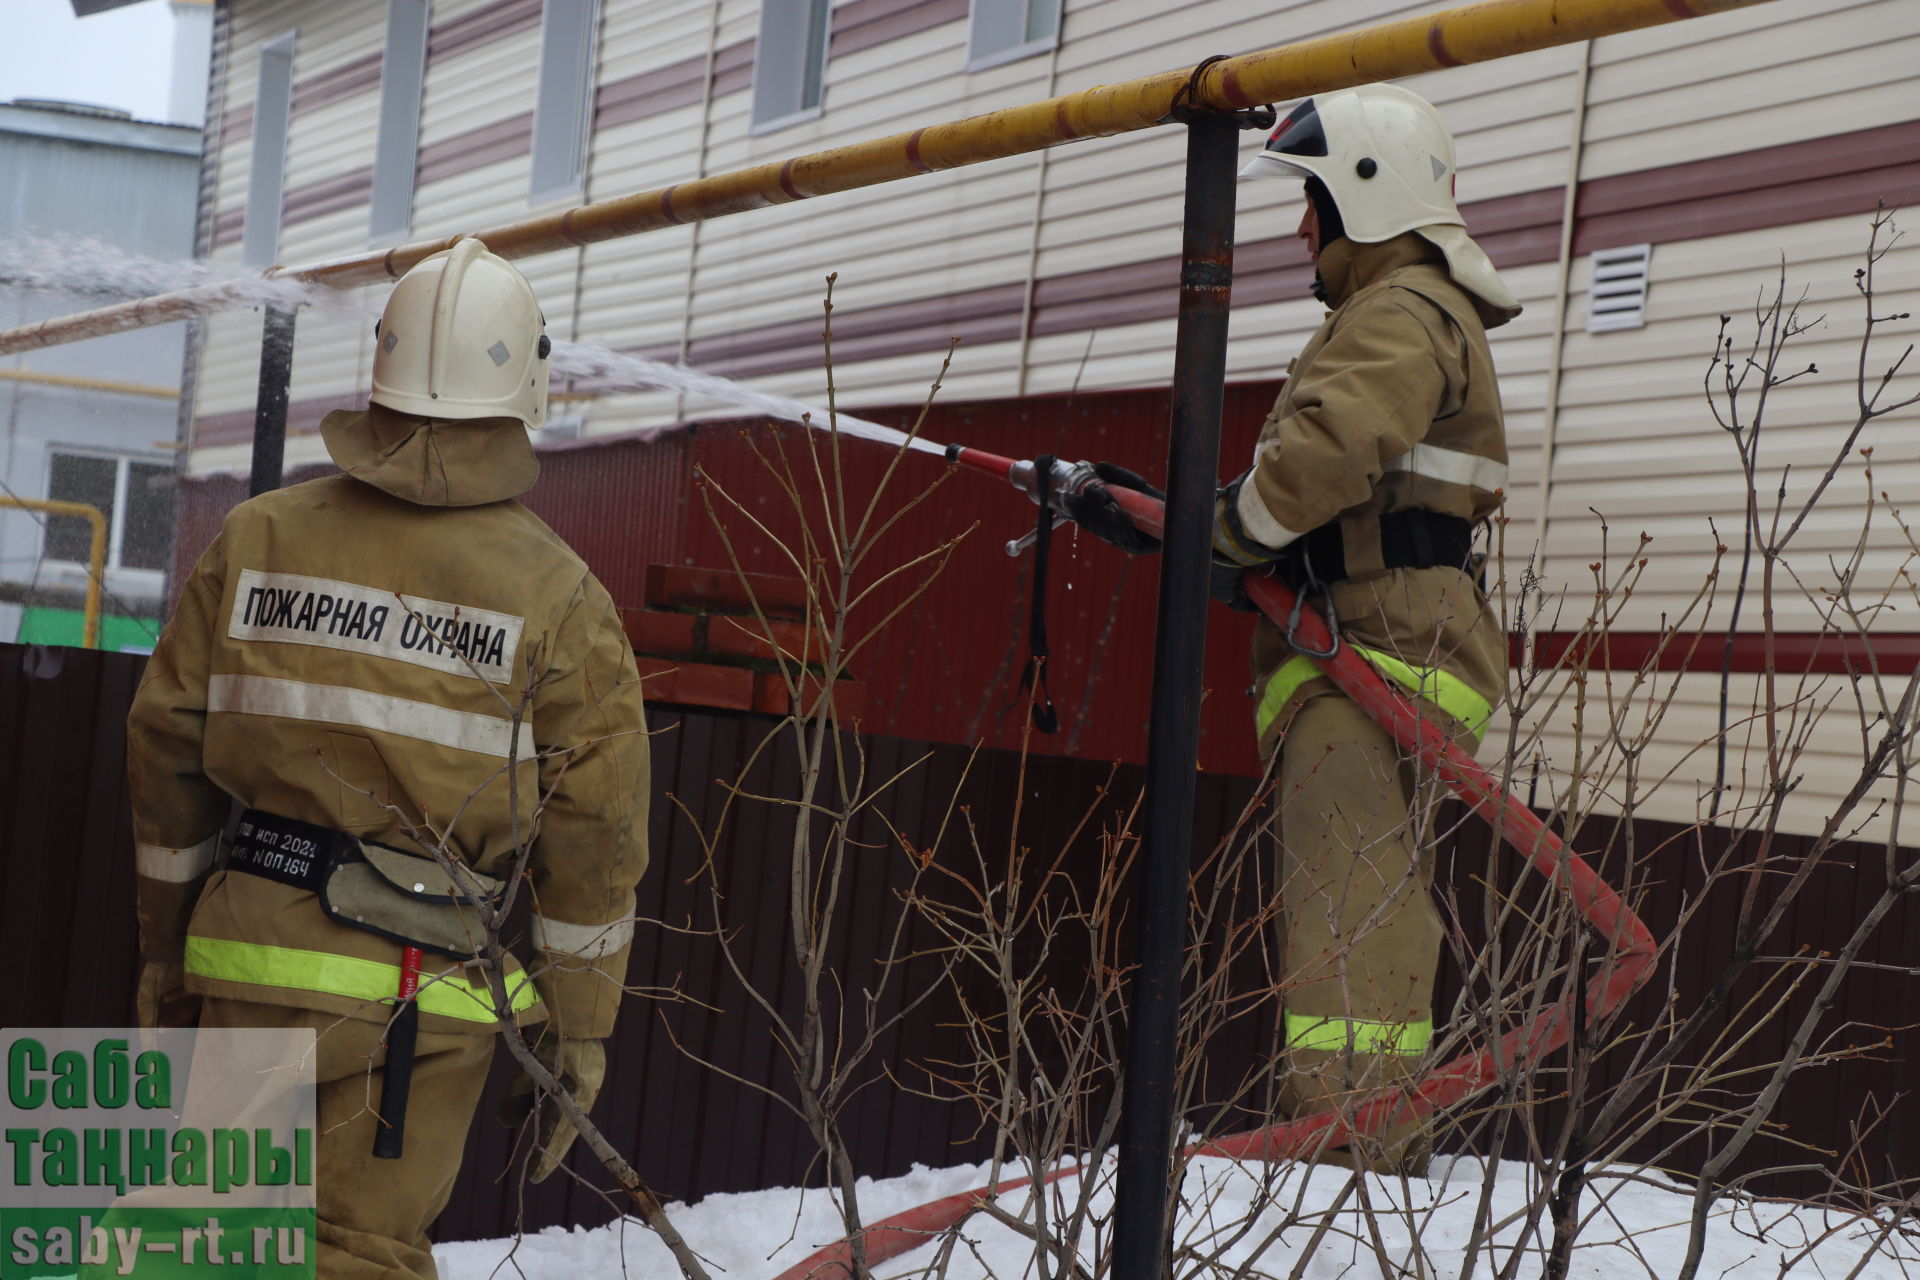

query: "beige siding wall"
xmin=182 ymin=0 xmax=1920 ymax=835
xmin=195 ymin=0 xmax=386 ymax=476
xmin=1582 ymin=0 xmax=1919 ymax=179
xmin=1507 ymin=208 xmax=1920 ymax=836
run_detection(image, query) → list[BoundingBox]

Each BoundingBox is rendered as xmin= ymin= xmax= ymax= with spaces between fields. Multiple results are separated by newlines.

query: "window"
xmin=369 ymin=0 xmax=431 ymax=241
xmin=529 ymin=0 xmax=601 ymax=204
xmin=967 ymin=0 xmax=1061 ymax=71
xmin=44 ymin=453 xmax=175 ymax=575
xmin=242 ymin=30 xmax=298 ymax=268
xmin=750 ymin=0 xmax=831 ymax=134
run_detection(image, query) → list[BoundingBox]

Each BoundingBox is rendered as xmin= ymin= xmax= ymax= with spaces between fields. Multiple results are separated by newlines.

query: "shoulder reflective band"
xmin=184 ymin=936 xmax=540 ymax=1023
xmin=1256 ymin=646 xmax=1492 ymax=741
xmin=1286 ymin=1011 xmax=1432 ymax=1056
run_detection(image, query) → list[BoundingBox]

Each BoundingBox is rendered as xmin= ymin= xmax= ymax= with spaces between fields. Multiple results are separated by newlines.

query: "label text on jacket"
xmin=228 ymin=569 xmax=524 ymax=684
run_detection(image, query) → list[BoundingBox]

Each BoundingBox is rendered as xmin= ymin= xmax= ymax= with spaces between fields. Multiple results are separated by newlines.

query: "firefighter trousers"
xmin=199 ymin=996 xmax=495 ymax=1280
xmin=1273 ymin=689 xmax=1446 ymax=1172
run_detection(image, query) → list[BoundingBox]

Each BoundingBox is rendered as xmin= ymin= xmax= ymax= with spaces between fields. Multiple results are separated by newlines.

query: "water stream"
xmin=2 ymin=235 xmax=948 ymax=455
xmin=0 ymin=233 xmax=356 ymax=320
xmin=547 ymin=339 xmax=947 ymax=455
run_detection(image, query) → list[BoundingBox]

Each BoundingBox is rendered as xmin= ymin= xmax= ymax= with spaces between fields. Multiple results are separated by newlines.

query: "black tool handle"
xmin=372 ymin=999 xmax=419 ymax=1160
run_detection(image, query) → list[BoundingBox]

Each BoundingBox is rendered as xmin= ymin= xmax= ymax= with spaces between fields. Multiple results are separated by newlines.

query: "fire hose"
xmin=770 ymin=449 xmax=1655 ymax=1279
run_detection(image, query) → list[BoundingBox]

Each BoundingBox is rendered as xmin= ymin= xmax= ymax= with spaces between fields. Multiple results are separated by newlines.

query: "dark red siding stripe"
xmin=1571 ymin=119 xmax=1920 ymax=256
xmin=279 ymin=165 xmax=374 ymax=226
xmin=219 ymin=101 xmax=252 ymax=147
xmin=1525 ymin=630 xmax=1920 ymax=676
xmin=212 ymin=115 xmax=533 ymax=247
xmin=593 ymin=35 xmax=765 ymax=132
xmin=706 ymin=35 xmax=758 ymax=100
xmin=414 ymin=111 xmax=533 ymax=186
xmin=291 ymin=49 xmax=383 ymax=116
xmin=594 ymin=52 xmax=710 ymax=130
xmin=204 ymin=118 xmax=1914 ymax=386
xmin=203 ymin=0 xmax=1048 ymax=153
xmin=426 ymin=0 xmax=542 ymax=63
xmin=830 ymin=0 xmax=969 ymax=59
xmin=699 ymin=313 xmax=1024 ymax=380
xmin=218 ymin=0 xmax=542 ymax=146
xmin=1578 ymin=121 xmax=1920 ymax=220
xmin=685 ymin=282 xmax=1028 ymax=369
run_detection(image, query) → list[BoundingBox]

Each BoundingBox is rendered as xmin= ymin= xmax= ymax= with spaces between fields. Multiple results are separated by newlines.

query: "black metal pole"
xmin=1111 ymin=111 xmax=1237 ymax=1278
xmin=248 ymin=303 xmax=297 ymax=497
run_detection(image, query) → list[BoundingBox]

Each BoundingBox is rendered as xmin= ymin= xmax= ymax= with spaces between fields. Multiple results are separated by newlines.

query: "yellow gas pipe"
xmin=0 ymin=367 xmax=180 ymax=399
xmin=0 ymin=0 xmax=1776 ymax=356
xmin=0 ymin=498 xmax=108 ymax=649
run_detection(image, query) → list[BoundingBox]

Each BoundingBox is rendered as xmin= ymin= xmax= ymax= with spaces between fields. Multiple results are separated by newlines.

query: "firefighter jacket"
xmin=127 ymin=405 xmax=650 ymax=1040
xmin=1239 ymin=232 xmax=1511 ymax=754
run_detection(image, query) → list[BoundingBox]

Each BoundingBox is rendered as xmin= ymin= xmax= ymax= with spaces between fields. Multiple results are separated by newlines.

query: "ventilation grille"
xmin=1587 ymin=244 xmax=1652 ymax=332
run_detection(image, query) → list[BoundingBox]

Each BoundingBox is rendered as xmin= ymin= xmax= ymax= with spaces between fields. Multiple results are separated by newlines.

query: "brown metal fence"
xmin=5 ymin=640 xmax=1919 ymax=1245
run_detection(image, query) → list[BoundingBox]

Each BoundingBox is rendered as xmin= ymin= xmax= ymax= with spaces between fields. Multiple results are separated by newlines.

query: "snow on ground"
xmin=437 ymin=1155 xmax=1920 ymax=1279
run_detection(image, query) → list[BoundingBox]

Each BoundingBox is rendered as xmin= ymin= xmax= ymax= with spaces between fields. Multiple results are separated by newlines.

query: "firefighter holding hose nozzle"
xmin=1067 ymin=83 xmax=1515 ymax=1173
xmin=126 ymin=239 xmax=650 ymax=1278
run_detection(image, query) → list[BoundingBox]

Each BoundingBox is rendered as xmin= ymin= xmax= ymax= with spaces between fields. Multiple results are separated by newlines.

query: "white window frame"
xmin=529 ymin=0 xmax=602 ymax=206
xmin=369 ymin=0 xmax=431 ymax=242
xmin=242 ymin=29 xmax=298 ymax=269
xmin=966 ymin=0 xmax=1062 ymax=73
xmin=40 ymin=450 xmax=174 ymax=583
xmin=749 ymin=0 xmax=832 ymax=136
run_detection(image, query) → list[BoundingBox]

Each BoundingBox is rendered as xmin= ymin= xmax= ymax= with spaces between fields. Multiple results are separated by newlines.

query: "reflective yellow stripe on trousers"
xmin=1285 ymin=1012 xmax=1433 ymax=1055
xmin=1255 ymin=646 xmax=1493 ymax=742
xmin=184 ymin=936 xmax=540 ymax=1023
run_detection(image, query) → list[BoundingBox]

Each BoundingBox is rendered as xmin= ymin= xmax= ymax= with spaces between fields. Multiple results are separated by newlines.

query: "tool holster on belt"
xmin=225 ymin=809 xmax=507 ymax=1158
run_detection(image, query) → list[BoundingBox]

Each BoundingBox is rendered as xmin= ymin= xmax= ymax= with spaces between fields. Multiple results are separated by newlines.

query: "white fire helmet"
xmin=370 ymin=237 xmax=551 ymax=429
xmin=1239 ymin=83 xmax=1520 ymax=319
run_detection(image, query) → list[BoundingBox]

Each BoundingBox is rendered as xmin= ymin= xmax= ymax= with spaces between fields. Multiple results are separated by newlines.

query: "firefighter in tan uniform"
xmin=1216 ymin=85 xmax=1517 ymax=1169
xmin=126 ymin=239 xmax=649 ymax=1278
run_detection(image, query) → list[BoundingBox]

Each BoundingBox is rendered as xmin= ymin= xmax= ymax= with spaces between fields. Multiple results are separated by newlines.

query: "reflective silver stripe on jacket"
xmin=207 ymin=674 xmax=536 ymax=760
xmin=134 ymin=833 xmax=220 ymax=883
xmin=532 ymin=904 xmax=636 ymax=959
xmin=1381 ymin=442 xmax=1508 ymax=493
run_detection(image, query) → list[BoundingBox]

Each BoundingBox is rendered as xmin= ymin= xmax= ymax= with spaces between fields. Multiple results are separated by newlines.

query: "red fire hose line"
xmin=768 ymin=467 xmax=1655 ymax=1280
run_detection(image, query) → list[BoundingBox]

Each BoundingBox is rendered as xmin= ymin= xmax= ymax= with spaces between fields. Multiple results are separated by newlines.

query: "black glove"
xmin=1061 ymin=462 xmax=1165 ymax=555
xmin=1211 ymin=471 xmax=1284 ymax=611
